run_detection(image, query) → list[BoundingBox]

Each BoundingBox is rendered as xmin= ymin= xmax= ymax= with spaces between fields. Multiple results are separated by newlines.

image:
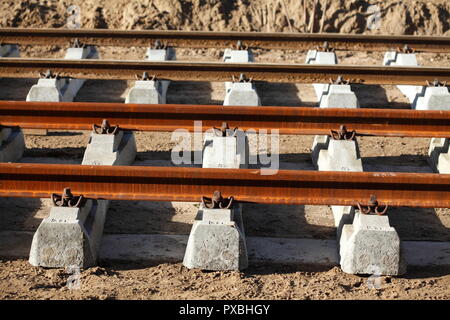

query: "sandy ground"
xmin=0 ymin=260 xmax=449 ymax=300
xmin=0 ymin=35 xmax=450 ymax=300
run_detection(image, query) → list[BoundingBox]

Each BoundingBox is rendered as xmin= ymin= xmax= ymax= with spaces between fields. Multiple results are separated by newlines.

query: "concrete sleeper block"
xmin=311 ymin=134 xmax=330 ymax=169
xmin=421 ymin=86 xmax=450 ymax=172
xmin=29 ymin=199 xmax=109 ymax=268
xmin=202 ymin=133 xmax=249 ymax=169
xmin=183 ymin=205 xmax=248 ymax=271
xmin=125 ymin=80 xmax=164 ymax=104
xmin=223 ymin=49 xmax=254 ymax=63
xmin=414 ymin=87 xmax=450 ymax=110
xmin=339 ymin=211 xmax=406 ymax=275
xmin=0 ymin=44 xmax=20 ymax=57
xmin=383 ymin=52 xmax=418 ymax=67
xmin=428 ymin=137 xmax=450 ymax=173
xmin=223 ymin=82 xmax=260 ymax=106
xmin=82 ymin=130 xmax=137 ymax=166
xmin=398 ymin=85 xmax=425 ymax=104
xmin=313 ymin=83 xmax=330 ymax=101
xmin=0 ymin=127 xmax=25 ymax=162
xmin=64 ymin=46 xmax=99 ymax=60
xmin=26 ymin=79 xmax=66 ymax=102
xmin=436 ymin=153 xmax=450 ymax=174
xmin=395 ymin=53 xmax=418 ymax=66
xmin=382 ymin=51 xmax=397 ymax=66
xmin=146 ymin=48 xmax=173 ymax=61
xmin=319 ymin=84 xmax=359 ymax=108
xmin=305 ymin=50 xmax=337 ymax=64
xmin=317 ymin=139 xmax=362 ymax=172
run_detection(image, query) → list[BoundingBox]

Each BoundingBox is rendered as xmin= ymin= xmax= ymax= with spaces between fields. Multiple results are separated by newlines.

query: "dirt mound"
xmin=1 ymin=0 xmax=449 ymax=35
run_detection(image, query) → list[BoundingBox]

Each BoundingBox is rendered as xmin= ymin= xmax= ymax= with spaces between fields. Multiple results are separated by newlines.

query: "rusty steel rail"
xmin=0 ymin=58 xmax=450 ymax=85
xmin=0 ymin=163 xmax=450 ymax=208
xmin=2 ymin=101 xmax=450 ymax=137
xmin=1 ymin=28 xmax=450 ymax=52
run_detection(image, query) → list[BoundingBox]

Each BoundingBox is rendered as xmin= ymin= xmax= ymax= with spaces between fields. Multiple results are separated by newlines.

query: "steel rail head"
xmin=2 ymin=28 xmax=450 ymax=52
xmin=4 ymin=101 xmax=450 ymax=137
xmin=2 ymin=58 xmax=450 ymax=85
xmin=2 ymin=163 xmax=450 ymax=208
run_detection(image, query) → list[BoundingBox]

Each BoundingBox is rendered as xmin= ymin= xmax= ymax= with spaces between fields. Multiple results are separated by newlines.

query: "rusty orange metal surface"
xmin=1 ymin=163 xmax=450 ymax=208
xmin=1 ymin=28 xmax=450 ymax=52
xmin=1 ymin=101 xmax=450 ymax=137
xmin=1 ymin=58 xmax=450 ymax=85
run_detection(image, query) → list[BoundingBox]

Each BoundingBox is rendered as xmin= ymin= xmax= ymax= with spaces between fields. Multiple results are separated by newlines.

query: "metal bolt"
xmin=70 ymin=38 xmax=85 ymax=48
xmin=40 ymin=69 xmax=59 ymax=79
xmin=232 ymin=73 xmax=252 ymax=83
xmin=202 ymin=191 xmax=234 ymax=209
xmin=213 ymin=122 xmax=238 ymax=137
xmin=51 ymin=187 xmax=85 ymax=208
xmin=329 ymin=75 xmax=349 ymax=85
xmin=135 ymin=72 xmax=155 ymax=81
xmin=426 ymin=79 xmax=447 ymax=87
xmin=357 ymin=194 xmax=388 ymax=215
xmin=330 ymin=125 xmax=356 ymax=141
xmin=317 ymin=41 xmax=334 ymax=52
xmin=92 ymin=119 xmax=119 ymax=135
xmin=398 ymin=44 xmax=414 ymax=54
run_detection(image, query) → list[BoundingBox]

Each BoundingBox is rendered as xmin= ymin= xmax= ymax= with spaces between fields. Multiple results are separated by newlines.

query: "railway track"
xmin=1 ymin=28 xmax=449 ymax=275
xmin=1 ymin=101 xmax=450 ymax=137
xmin=1 ymin=28 xmax=449 ymax=52
xmin=0 ymin=163 xmax=449 ymax=208
xmin=0 ymin=58 xmax=449 ymax=85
